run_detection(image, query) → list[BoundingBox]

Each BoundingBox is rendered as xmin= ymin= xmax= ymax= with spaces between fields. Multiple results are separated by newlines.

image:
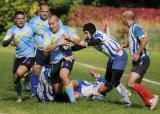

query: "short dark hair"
xmin=15 ymin=11 xmax=25 ymax=17
xmin=83 ymin=23 xmax=96 ymax=35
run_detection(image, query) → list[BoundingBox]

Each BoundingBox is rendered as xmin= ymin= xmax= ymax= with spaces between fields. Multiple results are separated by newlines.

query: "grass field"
xmin=0 ymin=46 xmax=160 ymax=114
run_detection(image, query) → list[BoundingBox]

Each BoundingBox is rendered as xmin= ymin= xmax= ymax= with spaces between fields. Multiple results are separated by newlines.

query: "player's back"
xmin=128 ymin=22 xmax=147 ymax=57
xmin=93 ymin=30 xmax=124 ymax=59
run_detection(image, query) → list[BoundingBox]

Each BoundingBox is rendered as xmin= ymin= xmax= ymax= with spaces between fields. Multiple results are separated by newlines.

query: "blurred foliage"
xmin=0 ymin=0 xmax=82 ymax=38
xmin=83 ymin=0 xmax=160 ymax=8
xmin=48 ymin=0 xmax=83 ymax=23
xmin=0 ymin=0 xmax=34 ymax=41
xmin=0 ymin=0 xmax=159 ymax=42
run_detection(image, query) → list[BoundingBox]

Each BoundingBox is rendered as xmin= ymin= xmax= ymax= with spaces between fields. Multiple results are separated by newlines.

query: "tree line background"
xmin=0 ymin=0 xmax=159 ymax=42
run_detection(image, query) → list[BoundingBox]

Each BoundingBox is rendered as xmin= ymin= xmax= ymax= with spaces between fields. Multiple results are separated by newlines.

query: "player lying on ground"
xmin=37 ymin=68 xmax=110 ymax=102
xmin=72 ymin=69 xmax=110 ymax=100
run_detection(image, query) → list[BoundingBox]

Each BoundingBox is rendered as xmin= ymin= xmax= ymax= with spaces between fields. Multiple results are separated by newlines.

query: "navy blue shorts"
xmin=105 ymin=49 xmax=127 ymax=86
xmin=13 ymin=57 xmax=35 ymax=73
xmin=131 ymin=55 xmax=150 ymax=77
xmin=35 ymin=48 xmax=46 ymax=66
xmin=50 ymin=59 xmax=74 ymax=84
xmin=112 ymin=49 xmax=128 ymax=70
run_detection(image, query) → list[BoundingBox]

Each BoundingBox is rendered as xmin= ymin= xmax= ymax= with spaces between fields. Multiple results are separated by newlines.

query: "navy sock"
xmin=14 ymin=79 xmax=22 ymax=97
xmin=31 ymin=74 xmax=39 ymax=95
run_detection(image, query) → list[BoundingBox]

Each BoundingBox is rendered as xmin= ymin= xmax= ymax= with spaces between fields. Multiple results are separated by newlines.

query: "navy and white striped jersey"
xmin=77 ymin=75 xmax=106 ymax=97
xmin=128 ymin=22 xmax=148 ymax=58
xmin=37 ymin=67 xmax=55 ymax=102
xmin=88 ymin=30 xmax=124 ymax=60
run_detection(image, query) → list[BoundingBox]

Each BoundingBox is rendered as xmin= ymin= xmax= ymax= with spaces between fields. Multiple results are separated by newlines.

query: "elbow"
xmin=144 ymin=37 xmax=148 ymax=43
xmin=2 ymin=41 xmax=8 ymax=47
xmin=76 ymin=39 xmax=81 ymax=45
xmin=145 ymin=38 xmax=148 ymax=44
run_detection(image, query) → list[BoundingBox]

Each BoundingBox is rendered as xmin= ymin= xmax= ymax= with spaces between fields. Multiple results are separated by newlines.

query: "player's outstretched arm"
xmin=2 ymin=34 xmax=15 ymax=47
xmin=116 ymin=43 xmax=129 ymax=53
xmin=44 ymin=39 xmax=68 ymax=55
xmin=63 ymin=34 xmax=81 ymax=45
xmin=90 ymin=69 xmax=100 ymax=80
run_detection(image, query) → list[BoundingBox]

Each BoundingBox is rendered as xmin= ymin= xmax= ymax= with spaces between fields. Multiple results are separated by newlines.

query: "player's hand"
xmin=64 ymin=56 xmax=74 ymax=62
xmin=132 ymin=52 xmax=140 ymax=61
xmin=63 ymin=34 xmax=72 ymax=42
xmin=116 ymin=46 xmax=123 ymax=54
xmin=10 ymin=34 xmax=17 ymax=46
xmin=57 ymin=39 xmax=69 ymax=46
xmin=11 ymin=34 xmax=15 ymax=39
xmin=90 ymin=69 xmax=99 ymax=79
xmin=92 ymin=92 xmax=100 ymax=96
xmin=79 ymin=41 xmax=88 ymax=47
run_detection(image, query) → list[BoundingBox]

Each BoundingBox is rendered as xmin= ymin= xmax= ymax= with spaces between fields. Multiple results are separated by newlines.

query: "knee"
xmin=111 ymin=78 xmax=120 ymax=87
xmin=59 ymin=69 xmax=69 ymax=81
xmin=32 ymin=66 xmax=41 ymax=75
xmin=13 ymin=74 xmax=21 ymax=84
xmin=106 ymin=83 xmax=113 ymax=92
xmin=112 ymin=81 xmax=120 ymax=87
xmin=16 ymin=70 xmax=24 ymax=77
xmin=59 ymin=74 xmax=68 ymax=82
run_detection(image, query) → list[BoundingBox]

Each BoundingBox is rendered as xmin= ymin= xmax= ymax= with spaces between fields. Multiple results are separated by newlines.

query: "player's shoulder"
xmin=94 ymin=30 xmax=104 ymax=39
xmin=29 ymin=16 xmax=40 ymax=23
xmin=130 ymin=22 xmax=141 ymax=29
xmin=132 ymin=22 xmax=144 ymax=33
xmin=61 ymin=25 xmax=72 ymax=32
xmin=25 ymin=22 xmax=34 ymax=29
xmin=8 ymin=25 xmax=17 ymax=32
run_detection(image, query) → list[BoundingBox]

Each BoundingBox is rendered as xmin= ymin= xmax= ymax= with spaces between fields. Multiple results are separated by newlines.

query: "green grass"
xmin=0 ymin=46 xmax=160 ymax=114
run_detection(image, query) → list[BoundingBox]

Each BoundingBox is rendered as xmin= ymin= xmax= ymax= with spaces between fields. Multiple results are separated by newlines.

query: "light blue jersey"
xmin=29 ymin=16 xmax=49 ymax=49
xmin=92 ymin=30 xmax=125 ymax=60
xmin=43 ymin=24 xmax=79 ymax=64
xmin=3 ymin=23 xmax=35 ymax=58
xmin=128 ymin=22 xmax=147 ymax=58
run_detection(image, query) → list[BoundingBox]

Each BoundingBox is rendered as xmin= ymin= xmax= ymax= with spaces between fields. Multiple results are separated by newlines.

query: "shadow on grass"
xmin=0 ymin=95 xmax=31 ymax=102
xmin=95 ymin=99 xmax=143 ymax=109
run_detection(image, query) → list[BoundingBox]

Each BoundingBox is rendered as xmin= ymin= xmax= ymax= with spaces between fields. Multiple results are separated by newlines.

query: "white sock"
xmin=116 ymin=83 xmax=130 ymax=101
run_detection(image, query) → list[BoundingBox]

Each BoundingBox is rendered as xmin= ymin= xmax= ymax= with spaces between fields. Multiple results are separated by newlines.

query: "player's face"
xmin=15 ymin=14 xmax=25 ymax=28
xmin=40 ymin=6 xmax=49 ymax=20
xmin=49 ymin=17 xmax=60 ymax=32
xmin=98 ymin=84 xmax=108 ymax=94
xmin=122 ymin=16 xmax=128 ymax=26
xmin=83 ymin=31 xmax=91 ymax=39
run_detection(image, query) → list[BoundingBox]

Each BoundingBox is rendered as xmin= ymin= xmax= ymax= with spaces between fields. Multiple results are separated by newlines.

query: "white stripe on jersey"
xmin=93 ymin=31 xmax=123 ymax=59
xmin=128 ymin=23 xmax=147 ymax=57
xmin=80 ymin=81 xmax=103 ymax=97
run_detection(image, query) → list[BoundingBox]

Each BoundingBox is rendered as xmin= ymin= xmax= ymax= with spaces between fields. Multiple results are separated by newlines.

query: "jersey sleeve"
xmin=94 ymin=33 xmax=103 ymax=41
xmin=133 ymin=26 xmax=146 ymax=39
xmin=3 ymin=29 xmax=14 ymax=41
xmin=84 ymin=38 xmax=101 ymax=46
xmin=96 ymin=75 xmax=106 ymax=83
xmin=29 ymin=18 xmax=35 ymax=25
